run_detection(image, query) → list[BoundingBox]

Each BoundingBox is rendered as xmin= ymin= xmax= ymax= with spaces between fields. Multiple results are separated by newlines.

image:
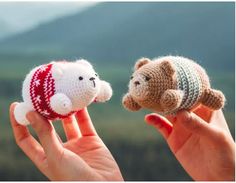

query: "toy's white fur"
xmin=14 ymin=60 xmax=112 ymax=125
xmin=50 ymin=93 xmax=72 ymax=115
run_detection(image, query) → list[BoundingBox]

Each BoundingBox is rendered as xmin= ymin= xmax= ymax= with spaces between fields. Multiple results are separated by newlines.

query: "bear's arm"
xmin=122 ymin=93 xmax=142 ymax=111
xmin=160 ymin=89 xmax=184 ymax=113
xmin=95 ymin=80 xmax=112 ymax=102
xmin=50 ymin=93 xmax=72 ymax=115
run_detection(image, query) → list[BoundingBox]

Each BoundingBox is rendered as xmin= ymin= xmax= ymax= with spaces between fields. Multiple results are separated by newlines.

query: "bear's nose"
xmin=134 ymin=81 xmax=140 ymax=86
xmin=89 ymin=77 xmax=95 ymax=81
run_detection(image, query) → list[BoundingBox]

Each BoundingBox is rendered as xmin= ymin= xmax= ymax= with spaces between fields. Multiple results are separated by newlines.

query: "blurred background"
xmin=0 ymin=1 xmax=234 ymax=181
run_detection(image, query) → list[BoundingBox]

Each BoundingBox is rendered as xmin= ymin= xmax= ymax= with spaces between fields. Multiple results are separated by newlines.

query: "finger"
xmin=56 ymin=132 xmax=63 ymax=144
xmin=192 ymin=104 xmax=213 ymax=122
xmin=177 ymin=110 xmax=221 ymax=139
xmin=210 ymin=109 xmax=232 ymax=135
xmin=166 ymin=114 xmax=177 ymax=124
xmin=47 ymin=119 xmax=63 ymax=144
xmin=26 ymin=111 xmax=63 ymax=160
xmin=9 ymin=103 xmax=48 ymax=173
xmin=75 ymin=108 xmax=97 ymax=136
xmin=145 ymin=113 xmax=173 ymax=139
xmin=62 ymin=115 xmax=81 ymax=141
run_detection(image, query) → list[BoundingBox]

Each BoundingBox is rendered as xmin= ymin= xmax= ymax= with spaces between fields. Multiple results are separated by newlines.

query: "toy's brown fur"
xmin=122 ymin=56 xmax=225 ymax=114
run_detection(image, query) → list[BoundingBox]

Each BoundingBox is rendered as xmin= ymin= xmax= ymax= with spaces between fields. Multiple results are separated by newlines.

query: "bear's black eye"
xmin=130 ymin=76 xmax=134 ymax=80
xmin=95 ymin=73 xmax=98 ymax=77
xmin=79 ymin=76 xmax=83 ymax=80
xmin=145 ymin=75 xmax=151 ymax=81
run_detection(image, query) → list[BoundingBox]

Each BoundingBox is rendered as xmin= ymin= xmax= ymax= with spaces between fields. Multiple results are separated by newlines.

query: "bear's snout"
xmin=89 ymin=77 xmax=96 ymax=87
xmin=134 ymin=81 xmax=140 ymax=86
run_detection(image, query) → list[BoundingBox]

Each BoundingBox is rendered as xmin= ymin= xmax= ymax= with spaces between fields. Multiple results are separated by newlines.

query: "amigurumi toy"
xmin=122 ymin=56 xmax=225 ymax=115
xmin=14 ymin=59 xmax=112 ymax=125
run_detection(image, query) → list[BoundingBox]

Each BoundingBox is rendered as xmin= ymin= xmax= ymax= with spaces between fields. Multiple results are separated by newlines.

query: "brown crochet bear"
xmin=122 ymin=56 xmax=225 ymax=115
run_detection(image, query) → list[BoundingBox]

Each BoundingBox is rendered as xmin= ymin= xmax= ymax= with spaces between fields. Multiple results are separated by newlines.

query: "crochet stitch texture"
xmin=122 ymin=56 xmax=225 ymax=115
xmin=30 ymin=63 xmax=75 ymax=119
xmin=14 ymin=60 xmax=113 ymax=126
xmin=172 ymin=57 xmax=203 ymax=113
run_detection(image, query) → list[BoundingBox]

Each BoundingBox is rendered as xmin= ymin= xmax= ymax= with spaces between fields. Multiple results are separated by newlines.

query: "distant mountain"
xmin=0 ymin=2 xmax=234 ymax=71
xmin=0 ymin=2 xmax=97 ymax=40
xmin=0 ymin=19 xmax=14 ymax=39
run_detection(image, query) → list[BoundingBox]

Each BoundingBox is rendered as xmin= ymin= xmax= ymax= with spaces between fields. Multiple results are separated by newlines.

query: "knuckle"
xmin=15 ymin=133 xmax=27 ymax=147
xmin=183 ymin=113 xmax=201 ymax=131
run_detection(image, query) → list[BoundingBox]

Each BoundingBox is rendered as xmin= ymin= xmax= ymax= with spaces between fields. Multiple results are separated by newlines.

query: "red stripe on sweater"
xmin=30 ymin=63 xmax=74 ymax=120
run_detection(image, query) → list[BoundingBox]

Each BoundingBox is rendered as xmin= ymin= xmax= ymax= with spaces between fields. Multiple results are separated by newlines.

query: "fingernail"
xmin=146 ymin=114 xmax=163 ymax=126
xmin=10 ymin=102 xmax=19 ymax=109
xmin=11 ymin=102 xmax=19 ymax=106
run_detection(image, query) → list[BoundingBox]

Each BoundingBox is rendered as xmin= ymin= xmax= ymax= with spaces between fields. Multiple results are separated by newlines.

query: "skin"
xmin=9 ymin=101 xmax=235 ymax=181
xmin=145 ymin=105 xmax=235 ymax=181
xmin=9 ymin=102 xmax=123 ymax=181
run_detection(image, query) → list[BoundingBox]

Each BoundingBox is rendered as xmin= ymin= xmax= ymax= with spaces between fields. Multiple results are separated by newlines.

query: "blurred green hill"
xmin=0 ymin=2 xmax=234 ymax=181
xmin=0 ymin=2 xmax=234 ymax=71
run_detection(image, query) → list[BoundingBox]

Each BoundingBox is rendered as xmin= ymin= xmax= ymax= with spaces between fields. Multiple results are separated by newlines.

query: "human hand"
xmin=145 ymin=105 xmax=235 ymax=181
xmin=9 ymin=102 xmax=123 ymax=181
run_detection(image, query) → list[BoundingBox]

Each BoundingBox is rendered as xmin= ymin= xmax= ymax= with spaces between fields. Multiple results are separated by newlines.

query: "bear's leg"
xmin=122 ymin=93 xmax=142 ymax=111
xmin=200 ymin=88 xmax=225 ymax=110
xmin=160 ymin=89 xmax=184 ymax=113
xmin=14 ymin=102 xmax=33 ymax=126
xmin=50 ymin=93 xmax=72 ymax=115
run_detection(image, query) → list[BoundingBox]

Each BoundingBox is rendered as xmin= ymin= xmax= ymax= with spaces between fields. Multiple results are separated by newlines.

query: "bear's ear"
xmin=134 ymin=57 xmax=151 ymax=70
xmin=76 ymin=59 xmax=93 ymax=69
xmin=52 ymin=62 xmax=66 ymax=80
xmin=159 ymin=60 xmax=175 ymax=76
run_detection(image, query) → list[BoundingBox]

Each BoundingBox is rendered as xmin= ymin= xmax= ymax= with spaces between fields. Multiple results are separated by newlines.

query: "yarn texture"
xmin=14 ymin=59 xmax=112 ymax=125
xmin=122 ymin=56 xmax=225 ymax=115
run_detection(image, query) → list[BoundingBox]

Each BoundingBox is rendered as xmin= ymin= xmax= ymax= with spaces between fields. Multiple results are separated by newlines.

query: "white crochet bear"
xmin=14 ymin=59 xmax=112 ymax=126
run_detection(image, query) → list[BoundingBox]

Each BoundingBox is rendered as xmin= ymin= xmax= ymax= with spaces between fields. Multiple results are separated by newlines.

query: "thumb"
xmin=177 ymin=110 xmax=219 ymax=139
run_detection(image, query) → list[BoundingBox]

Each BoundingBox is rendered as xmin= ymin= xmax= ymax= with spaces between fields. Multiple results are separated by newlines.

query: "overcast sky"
xmin=0 ymin=2 xmax=98 ymax=39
